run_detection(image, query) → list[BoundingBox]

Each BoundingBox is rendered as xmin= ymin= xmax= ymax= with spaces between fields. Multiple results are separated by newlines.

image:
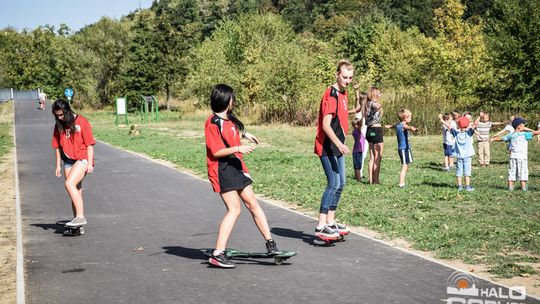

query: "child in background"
xmin=439 ymin=114 xmax=477 ymax=191
xmin=349 ymin=83 xmax=368 ymax=179
xmin=441 ymin=113 xmax=455 ymax=171
xmin=474 ymin=112 xmax=506 ymax=166
xmin=352 ymin=118 xmax=366 ymax=181
xmin=491 ymin=118 xmax=540 ymax=191
xmin=386 ymin=109 xmax=418 ymax=188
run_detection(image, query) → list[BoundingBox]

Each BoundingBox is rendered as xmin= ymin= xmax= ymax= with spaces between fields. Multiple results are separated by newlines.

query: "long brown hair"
xmin=52 ymin=99 xmax=77 ymax=134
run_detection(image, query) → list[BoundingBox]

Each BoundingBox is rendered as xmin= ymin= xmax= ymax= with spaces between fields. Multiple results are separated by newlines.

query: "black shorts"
xmin=218 ymin=157 xmax=253 ymax=193
xmin=366 ymin=127 xmax=384 ymax=144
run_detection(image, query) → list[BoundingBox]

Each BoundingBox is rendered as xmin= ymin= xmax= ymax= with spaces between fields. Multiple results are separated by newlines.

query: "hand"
xmin=244 ymin=132 xmax=259 ymax=145
xmin=438 ymin=114 xmax=443 ymax=120
xmin=86 ymin=164 xmax=94 ymax=174
xmin=353 ymin=82 xmax=360 ymax=90
xmin=338 ymin=143 xmax=350 ymax=155
xmin=411 ymin=127 xmax=418 ymax=132
xmin=55 ymin=167 xmax=62 ymax=177
xmin=479 ymin=111 xmax=485 ymax=117
xmin=238 ymin=145 xmax=255 ymax=155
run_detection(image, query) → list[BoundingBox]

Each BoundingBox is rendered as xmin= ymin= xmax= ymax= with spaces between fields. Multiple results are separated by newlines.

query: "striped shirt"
xmin=476 ymin=121 xmax=492 ymax=142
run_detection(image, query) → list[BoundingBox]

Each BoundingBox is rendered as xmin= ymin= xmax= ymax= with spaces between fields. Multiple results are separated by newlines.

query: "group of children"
xmin=350 ymin=107 xmax=540 ymax=192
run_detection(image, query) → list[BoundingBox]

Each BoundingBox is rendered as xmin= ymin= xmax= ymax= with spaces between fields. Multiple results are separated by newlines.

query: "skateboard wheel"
xmin=274 ymin=257 xmax=283 ymax=265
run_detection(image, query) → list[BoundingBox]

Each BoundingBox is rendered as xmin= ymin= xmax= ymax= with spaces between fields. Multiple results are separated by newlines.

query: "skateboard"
xmin=316 ymin=230 xmax=349 ymax=245
xmin=57 ymin=220 xmax=84 ymax=236
xmin=203 ymin=248 xmax=296 ymax=265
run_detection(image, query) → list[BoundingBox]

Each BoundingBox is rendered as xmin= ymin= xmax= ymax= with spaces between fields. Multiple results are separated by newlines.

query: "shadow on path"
xmin=271 ymin=227 xmax=338 ymax=247
xmin=31 ymin=223 xmax=65 ymax=235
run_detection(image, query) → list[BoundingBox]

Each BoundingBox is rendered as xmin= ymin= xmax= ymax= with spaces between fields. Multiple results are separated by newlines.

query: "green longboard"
xmin=203 ymin=248 xmax=296 ymax=265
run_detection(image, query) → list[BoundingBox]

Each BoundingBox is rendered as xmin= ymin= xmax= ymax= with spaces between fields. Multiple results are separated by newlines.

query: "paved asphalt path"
xmin=15 ymin=99 xmax=539 ymax=304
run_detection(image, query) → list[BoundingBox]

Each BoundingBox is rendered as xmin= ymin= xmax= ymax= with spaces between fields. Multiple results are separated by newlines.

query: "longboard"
xmin=203 ymin=248 xmax=296 ymax=265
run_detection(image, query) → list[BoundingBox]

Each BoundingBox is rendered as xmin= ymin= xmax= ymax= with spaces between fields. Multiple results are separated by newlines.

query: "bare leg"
xmin=399 ymin=164 xmax=408 ymax=186
xmin=368 ymin=143 xmax=375 ymax=184
xmin=326 ymin=210 xmax=336 ymax=225
xmin=64 ymin=162 xmax=87 ymax=218
xmin=215 ymin=191 xmax=242 ymax=251
xmin=239 ymin=185 xmax=272 ymax=240
xmin=464 ymin=176 xmax=470 ymax=187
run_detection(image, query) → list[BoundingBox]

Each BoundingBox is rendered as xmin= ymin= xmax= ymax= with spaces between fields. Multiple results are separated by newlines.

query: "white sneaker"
xmin=65 ymin=217 xmax=87 ymax=227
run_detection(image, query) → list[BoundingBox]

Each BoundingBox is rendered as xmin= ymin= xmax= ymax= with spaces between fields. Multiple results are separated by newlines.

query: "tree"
xmin=153 ymin=0 xmax=203 ymax=109
xmin=118 ymin=10 xmax=160 ymax=109
xmin=484 ymin=0 xmax=540 ymax=110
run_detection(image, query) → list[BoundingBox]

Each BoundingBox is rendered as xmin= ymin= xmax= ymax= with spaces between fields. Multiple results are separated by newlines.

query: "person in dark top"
xmin=204 ymin=84 xmax=279 ymax=268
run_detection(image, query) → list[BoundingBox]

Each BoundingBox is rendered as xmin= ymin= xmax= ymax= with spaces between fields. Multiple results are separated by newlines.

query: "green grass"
xmin=86 ymin=110 xmax=540 ymax=278
xmin=0 ymin=101 xmax=13 ymax=159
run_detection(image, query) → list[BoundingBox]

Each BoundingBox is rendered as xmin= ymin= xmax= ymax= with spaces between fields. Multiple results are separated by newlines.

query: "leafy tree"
xmin=72 ymin=17 xmax=132 ymax=108
xmin=153 ymin=0 xmax=203 ymax=109
xmin=118 ymin=10 xmax=160 ymax=109
xmin=484 ymin=0 xmax=540 ymax=110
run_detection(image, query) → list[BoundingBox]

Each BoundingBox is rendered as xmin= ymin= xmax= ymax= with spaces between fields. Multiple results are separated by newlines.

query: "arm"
xmin=55 ymin=148 xmax=62 ymax=177
xmin=438 ymin=114 xmax=452 ymax=130
xmin=403 ymin=124 xmax=418 ymax=132
xmin=322 ymin=114 xmax=350 ymax=155
xmin=348 ymin=84 xmax=362 ymax=114
xmin=86 ymin=145 xmax=94 ymax=173
xmin=384 ymin=124 xmax=395 ymax=129
xmin=242 ymin=131 xmax=258 ymax=145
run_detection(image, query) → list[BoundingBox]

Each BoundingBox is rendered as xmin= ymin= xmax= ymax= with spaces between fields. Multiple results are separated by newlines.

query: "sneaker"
xmin=508 ymin=186 xmax=514 ymax=191
xmin=65 ymin=217 xmax=87 ymax=227
xmin=443 ymin=167 xmax=450 ymax=172
xmin=457 ymin=186 xmax=464 ymax=191
xmin=522 ymin=186 xmax=527 ymax=191
xmin=208 ymin=251 xmax=235 ymax=268
xmin=315 ymin=225 xmax=339 ymax=239
xmin=266 ymin=239 xmax=280 ymax=255
xmin=399 ymin=184 xmax=406 ymax=188
xmin=465 ymin=186 xmax=474 ymax=192
xmin=328 ymin=222 xmax=350 ymax=236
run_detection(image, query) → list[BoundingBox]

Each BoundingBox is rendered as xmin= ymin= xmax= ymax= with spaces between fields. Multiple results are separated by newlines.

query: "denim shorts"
xmin=456 ymin=157 xmax=472 ymax=177
xmin=443 ymin=143 xmax=455 ymax=157
xmin=63 ymin=158 xmax=88 ymax=169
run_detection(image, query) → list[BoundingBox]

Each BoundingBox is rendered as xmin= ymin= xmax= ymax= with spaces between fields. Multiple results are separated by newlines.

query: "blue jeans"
xmin=319 ymin=155 xmax=346 ymax=214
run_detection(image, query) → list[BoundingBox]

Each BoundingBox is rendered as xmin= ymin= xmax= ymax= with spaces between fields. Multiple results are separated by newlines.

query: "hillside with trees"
xmin=1 ymin=0 xmax=538 ymax=131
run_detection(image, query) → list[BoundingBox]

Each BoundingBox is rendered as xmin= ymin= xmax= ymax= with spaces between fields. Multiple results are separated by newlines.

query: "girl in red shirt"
xmin=51 ymin=99 xmax=95 ymax=230
xmin=204 ymin=84 xmax=279 ymax=268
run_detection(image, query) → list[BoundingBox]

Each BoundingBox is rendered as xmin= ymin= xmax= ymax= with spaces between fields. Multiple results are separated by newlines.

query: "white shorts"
xmin=508 ymin=158 xmax=528 ymax=181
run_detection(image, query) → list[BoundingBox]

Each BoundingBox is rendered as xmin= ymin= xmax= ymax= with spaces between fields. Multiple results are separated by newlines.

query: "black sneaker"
xmin=266 ymin=239 xmax=280 ymax=255
xmin=208 ymin=251 xmax=235 ymax=268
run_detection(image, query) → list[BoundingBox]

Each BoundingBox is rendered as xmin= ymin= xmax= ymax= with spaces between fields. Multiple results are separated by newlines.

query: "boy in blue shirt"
xmin=386 ymin=109 xmax=417 ymax=187
xmin=439 ymin=114 xmax=477 ymax=191
xmin=492 ymin=118 xmax=540 ymax=191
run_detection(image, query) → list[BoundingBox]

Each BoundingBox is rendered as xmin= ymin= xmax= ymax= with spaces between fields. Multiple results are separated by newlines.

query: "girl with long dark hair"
xmin=204 ymin=84 xmax=279 ymax=268
xmin=51 ymin=99 xmax=95 ymax=232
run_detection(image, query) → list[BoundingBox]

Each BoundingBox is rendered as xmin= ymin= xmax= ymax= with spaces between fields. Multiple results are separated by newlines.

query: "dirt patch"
xmin=0 ymin=149 xmax=16 ymax=304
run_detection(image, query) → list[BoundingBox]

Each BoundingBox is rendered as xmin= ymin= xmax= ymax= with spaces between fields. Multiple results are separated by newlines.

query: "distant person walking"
xmin=51 ymin=99 xmax=95 ymax=231
xmin=204 ymin=84 xmax=279 ymax=268
xmin=313 ymin=59 xmax=353 ymax=240
xmin=39 ymin=91 xmax=47 ymax=110
xmin=365 ymin=87 xmax=384 ymax=184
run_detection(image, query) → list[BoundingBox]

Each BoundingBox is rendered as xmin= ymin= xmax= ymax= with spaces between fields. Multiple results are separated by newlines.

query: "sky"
xmin=0 ymin=0 xmax=154 ymax=32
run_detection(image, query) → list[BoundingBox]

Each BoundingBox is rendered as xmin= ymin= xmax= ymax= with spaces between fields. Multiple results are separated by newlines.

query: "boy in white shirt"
xmin=492 ymin=118 xmax=540 ymax=191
